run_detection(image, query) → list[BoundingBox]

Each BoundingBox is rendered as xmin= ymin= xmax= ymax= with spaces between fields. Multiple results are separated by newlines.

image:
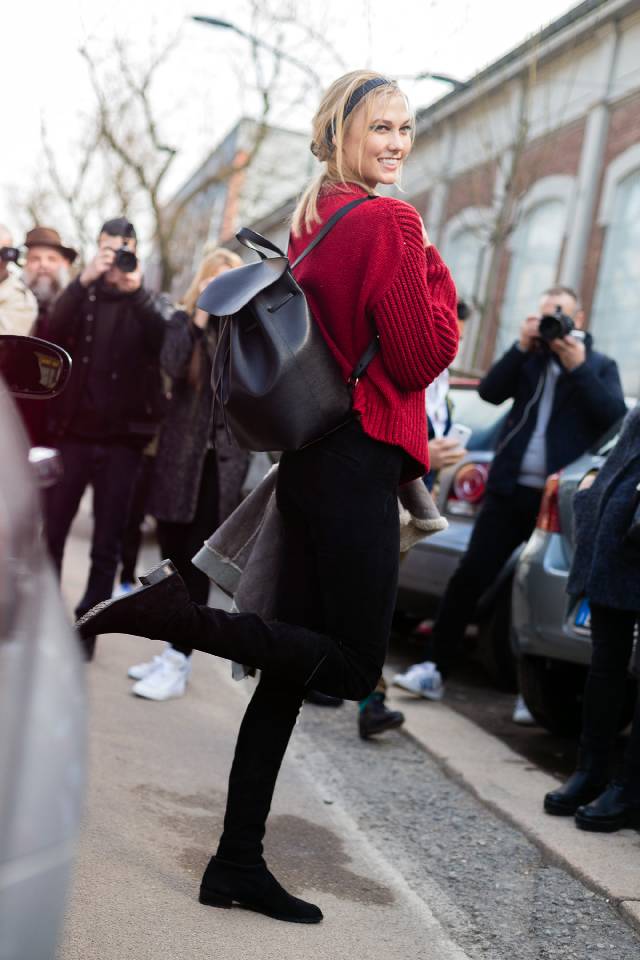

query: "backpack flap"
xmin=197 ymin=256 xmax=289 ymax=317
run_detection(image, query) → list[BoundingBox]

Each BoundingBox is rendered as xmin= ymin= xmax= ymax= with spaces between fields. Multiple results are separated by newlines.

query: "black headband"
xmin=324 ymin=76 xmax=392 ymax=148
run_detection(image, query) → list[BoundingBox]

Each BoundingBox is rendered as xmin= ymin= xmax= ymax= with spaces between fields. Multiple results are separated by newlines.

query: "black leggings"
xmin=216 ymin=418 xmax=404 ymax=864
xmin=580 ymin=603 xmax=640 ymax=797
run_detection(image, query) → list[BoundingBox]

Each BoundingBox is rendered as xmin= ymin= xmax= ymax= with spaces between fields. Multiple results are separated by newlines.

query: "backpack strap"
xmin=291 ymin=195 xmax=375 ymax=269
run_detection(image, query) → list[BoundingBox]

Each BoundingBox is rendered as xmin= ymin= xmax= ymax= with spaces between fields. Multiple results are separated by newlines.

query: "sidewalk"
xmin=385 ymin=685 xmax=640 ymax=933
xmin=58 ymin=634 xmax=469 ymax=960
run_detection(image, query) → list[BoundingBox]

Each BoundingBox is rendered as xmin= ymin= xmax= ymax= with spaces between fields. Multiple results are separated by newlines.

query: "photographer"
xmin=0 ymin=224 xmax=37 ymax=335
xmin=394 ymin=286 xmax=627 ymax=707
xmin=44 ymin=217 xmax=172 ymax=659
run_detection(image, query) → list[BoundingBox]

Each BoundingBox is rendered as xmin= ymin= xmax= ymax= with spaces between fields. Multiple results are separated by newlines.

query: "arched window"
xmin=497 ymin=198 xmax=567 ymax=356
xmin=443 ymin=228 xmax=486 ymax=303
xmin=591 ymin=168 xmax=640 ymax=396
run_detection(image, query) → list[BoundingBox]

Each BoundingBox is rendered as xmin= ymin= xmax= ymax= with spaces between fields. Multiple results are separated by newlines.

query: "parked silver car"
xmin=0 ymin=335 xmax=85 ymax=960
xmin=512 ymin=417 xmax=637 ymax=734
xmin=395 ymin=379 xmax=515 ymax=685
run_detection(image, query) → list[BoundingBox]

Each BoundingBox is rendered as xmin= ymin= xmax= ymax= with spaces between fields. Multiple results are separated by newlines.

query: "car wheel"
xmin=476 ymin=578 xmax=518 ymax=692
xmin=518 ymin=655 xmax=637 ymax=736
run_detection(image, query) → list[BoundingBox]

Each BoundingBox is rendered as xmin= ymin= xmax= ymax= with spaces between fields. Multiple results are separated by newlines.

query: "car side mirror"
xmin=0 ymin=335 xmax=71 ymax=399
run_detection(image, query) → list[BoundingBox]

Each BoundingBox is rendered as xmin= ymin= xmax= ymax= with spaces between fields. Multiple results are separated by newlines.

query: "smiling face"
xmin=342 ymin=91 xmax=413 ymax=190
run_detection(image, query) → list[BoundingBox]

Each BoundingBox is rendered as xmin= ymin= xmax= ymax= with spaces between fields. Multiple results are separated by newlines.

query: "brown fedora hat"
xmin=24 ymin=226 xmax=78 ymax=264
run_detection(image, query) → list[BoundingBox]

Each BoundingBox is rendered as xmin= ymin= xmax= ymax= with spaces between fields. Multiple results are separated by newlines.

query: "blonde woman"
xmin=127 ymin=248 xmax=246 ymax=701
xmin=78 ymin=71 xmax=459 ymax=921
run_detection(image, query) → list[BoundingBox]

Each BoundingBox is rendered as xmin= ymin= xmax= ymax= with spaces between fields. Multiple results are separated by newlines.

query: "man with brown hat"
xmin=22 ymin=226 xmax=77 ymax=340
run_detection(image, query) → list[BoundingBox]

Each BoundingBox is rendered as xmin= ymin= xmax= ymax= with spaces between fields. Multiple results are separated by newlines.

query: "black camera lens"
xmin=0 ymin=246 xmax=21 ymax=264
xmin=114 ymin=247 xmax=138 ymax=273
xmin=538 ymin=309 xmax=574 ymax=342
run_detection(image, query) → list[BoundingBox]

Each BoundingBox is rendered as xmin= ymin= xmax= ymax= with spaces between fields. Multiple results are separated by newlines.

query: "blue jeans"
xmin=45 ymin=439 xmax=142 ymax=618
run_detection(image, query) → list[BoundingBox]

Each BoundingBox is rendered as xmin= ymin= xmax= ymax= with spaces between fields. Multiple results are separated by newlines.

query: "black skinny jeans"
xmin=216 ymin=419 xmax=404 ymax=864
xmin=156 ymin=449 xmax=219 ymax=657
xmin=426 ymin=485 xmax=543 ymax=678
xmin=45 ymin=439 xmax=143 ymax=618
xmin=581 ymin=603 xmax=640 ymax=799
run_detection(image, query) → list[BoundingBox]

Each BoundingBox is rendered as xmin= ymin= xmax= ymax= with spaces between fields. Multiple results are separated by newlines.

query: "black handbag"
xmin=197 ymin=196 xmax=379 ymax=452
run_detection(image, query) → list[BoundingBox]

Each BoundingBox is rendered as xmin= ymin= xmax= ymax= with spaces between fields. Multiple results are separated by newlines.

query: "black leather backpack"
xmin=197 ymin=196 xmax=379 ymax=452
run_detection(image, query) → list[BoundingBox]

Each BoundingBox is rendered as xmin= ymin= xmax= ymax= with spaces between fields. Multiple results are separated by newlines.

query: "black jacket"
xmin=46 ymin=277 xmax=173 ymax=444
xmin=479 ymin=336 xmax=627 ymax=496
xmin=568 ymin=404 xmax=640 ymax=611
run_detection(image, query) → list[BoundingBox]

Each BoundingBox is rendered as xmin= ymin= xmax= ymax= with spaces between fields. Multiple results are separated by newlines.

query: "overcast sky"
xmin=4 ymin=0 xmax=579 ymax=240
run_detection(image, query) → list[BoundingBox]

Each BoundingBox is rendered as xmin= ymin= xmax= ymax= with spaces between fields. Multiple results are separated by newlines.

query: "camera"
xmin=114 ymin=240 xmax=137 ymax=273
xmin=0 ymin=246 xmax=22 ymax=265
xmin=538 ymin=306 xmax=575 ymax=342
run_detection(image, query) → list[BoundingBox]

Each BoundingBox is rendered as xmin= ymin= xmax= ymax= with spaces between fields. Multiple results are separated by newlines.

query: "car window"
xmin=449 ymin=387 xmax=511 ymax=451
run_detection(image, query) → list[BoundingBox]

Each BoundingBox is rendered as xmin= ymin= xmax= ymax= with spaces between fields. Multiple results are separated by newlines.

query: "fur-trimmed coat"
xmin=149 ymin=310 xmax=249 ymax=525
xmin=568 ymin=404 xmax=640 ymax=612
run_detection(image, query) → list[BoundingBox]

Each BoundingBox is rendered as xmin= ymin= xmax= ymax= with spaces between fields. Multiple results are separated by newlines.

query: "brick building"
xmin=241 ymin=0 xmax=640 ymax=395
xmin=157 ymin=118 xmax=313 ymax=299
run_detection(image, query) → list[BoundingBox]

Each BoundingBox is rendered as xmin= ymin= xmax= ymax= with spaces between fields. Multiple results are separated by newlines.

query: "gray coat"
xmin=568 ymin=404 xmax=640 ymax=612
xmin=148 ymin=310 xmax=249 ymax=525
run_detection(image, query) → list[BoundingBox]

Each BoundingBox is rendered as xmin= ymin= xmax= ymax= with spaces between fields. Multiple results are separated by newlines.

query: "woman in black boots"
xmin=544 ymin=403 xmax=640 ymax=831
xmin=77 ymin=70 xmax=459 ymax=922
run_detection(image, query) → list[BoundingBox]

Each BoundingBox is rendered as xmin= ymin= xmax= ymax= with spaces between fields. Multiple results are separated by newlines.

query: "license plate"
xmin=574 ymin=598 xmax=591 ymax=630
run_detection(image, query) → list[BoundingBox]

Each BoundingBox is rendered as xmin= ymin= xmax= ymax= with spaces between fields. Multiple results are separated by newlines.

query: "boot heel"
xmin=199 ymin=888 xmax=233 ymax=908
xmin=139 ymin=559 xmax=177 ymax=587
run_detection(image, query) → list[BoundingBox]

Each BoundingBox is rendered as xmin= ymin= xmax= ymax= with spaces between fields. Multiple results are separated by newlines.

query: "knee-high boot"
xmin=75 ymin=559 xmax=370 ymax=698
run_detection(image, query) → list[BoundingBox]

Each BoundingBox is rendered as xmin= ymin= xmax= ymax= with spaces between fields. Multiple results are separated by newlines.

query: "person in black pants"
xmin=393 ymin=285 xmax=626 ymax=705
xmin=75 ymin=69 xmax=460 ymax=924
xmin=544 ymin=404 xmax=640 ymax=831
xmin=44 ymin=217 xmax=172 ymax=660
xmin=127 ymin=247 xmax=247 ymax=700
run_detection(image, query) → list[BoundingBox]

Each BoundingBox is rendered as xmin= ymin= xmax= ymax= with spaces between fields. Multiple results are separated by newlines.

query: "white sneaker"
xmin=512 ymin=694 xmax=536 ymax=726
xmin=131 ymin=649 xmax=191 ymax=701
xmin=113 ymin=581 xmax=135 ymax=599
xmin=128 ymin=653 xmax=164 ymax=681
xmin=392 ymin=661 xmax=445 ymax=701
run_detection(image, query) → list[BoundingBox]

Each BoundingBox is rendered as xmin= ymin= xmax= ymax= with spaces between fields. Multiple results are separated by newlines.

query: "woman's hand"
xmin=421 ymin=219 xmax=431 ymax=248
xmin=429 ymin=436 xmax=466 ymax=471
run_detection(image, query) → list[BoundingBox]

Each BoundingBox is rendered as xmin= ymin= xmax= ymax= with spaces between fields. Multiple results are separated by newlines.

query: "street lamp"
xmin=191 ymin=15 xmax=321 ymax=85
xmin=397 ymin=71 xmax=469 ymax=92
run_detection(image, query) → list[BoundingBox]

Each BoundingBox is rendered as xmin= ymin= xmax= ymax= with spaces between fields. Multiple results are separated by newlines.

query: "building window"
xmin=497 ymin=199 xmax=566 ymax=356
xmin=591 ymin=168 xmax=640 ymax=396
xmin=442 ymin=227 xmax=486 ymax=304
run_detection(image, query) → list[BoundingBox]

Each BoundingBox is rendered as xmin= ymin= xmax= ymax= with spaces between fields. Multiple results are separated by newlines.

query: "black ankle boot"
xmin=358 ymin=694 xmax=404 ymax=739
xmin=75 ymin=560 xmax=189 ymax=641
xmin=575 ymin=783 xmax=640 ymax=832
xmin=199 ymin=857 xmax=323 ymax=923
xmin=544 ymin=769 xmax=608 ymax=816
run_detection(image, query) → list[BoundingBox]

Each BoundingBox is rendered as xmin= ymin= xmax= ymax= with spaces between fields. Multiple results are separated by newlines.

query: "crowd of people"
xmin=1 ymin=65 xmax=639 ymax=924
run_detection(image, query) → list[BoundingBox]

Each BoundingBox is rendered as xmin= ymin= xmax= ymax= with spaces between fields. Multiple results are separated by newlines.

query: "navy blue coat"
xmin=568 ymin=404 xmax=640 ymax=612
xmin=479 ymin=336 xmax=626 ymax=496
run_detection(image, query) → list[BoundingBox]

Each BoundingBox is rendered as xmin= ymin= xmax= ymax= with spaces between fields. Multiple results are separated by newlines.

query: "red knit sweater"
xmin=289 ymin=185 xmax=459 ymax=479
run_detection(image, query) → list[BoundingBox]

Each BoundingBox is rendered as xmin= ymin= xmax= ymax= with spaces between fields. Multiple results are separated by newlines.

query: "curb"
xmin=385 ymin=685 xmax=640 ymax=935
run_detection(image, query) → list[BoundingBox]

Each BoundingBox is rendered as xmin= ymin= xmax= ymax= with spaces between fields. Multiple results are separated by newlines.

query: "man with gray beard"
xmin=22 ymin=227 xmax=77 ymax=339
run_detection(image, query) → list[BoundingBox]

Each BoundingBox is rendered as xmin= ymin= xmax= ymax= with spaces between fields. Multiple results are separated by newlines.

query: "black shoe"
xmin=543 ymin=769 xmax=608 ymax=816
xmin=575 ymin=783 xmax=640 ymax=833
xmin=358 ymin=694 xmax=405 ymax=739
xmin=199 ymin=857 xmax=323 ymax=924
xmin=305 ymin=689 xmax=344 ymax=707
xmin=75 ymin=560 xmax=184 ymax=640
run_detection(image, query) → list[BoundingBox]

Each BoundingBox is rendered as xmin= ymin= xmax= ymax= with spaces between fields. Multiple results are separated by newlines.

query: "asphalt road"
xmin=56 ymin=510 xmax=640 ymax=959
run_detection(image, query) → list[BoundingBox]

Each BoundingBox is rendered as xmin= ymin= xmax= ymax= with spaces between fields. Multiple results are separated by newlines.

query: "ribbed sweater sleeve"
xmin=372 ymin=204 xmax=459 ymax=391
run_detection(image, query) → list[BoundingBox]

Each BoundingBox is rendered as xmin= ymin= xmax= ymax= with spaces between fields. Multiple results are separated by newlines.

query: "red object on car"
xmin=536 ymin=473 xmax=562 ymax=533
xmin=447 ymin=461 xmax=489 ymax=516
